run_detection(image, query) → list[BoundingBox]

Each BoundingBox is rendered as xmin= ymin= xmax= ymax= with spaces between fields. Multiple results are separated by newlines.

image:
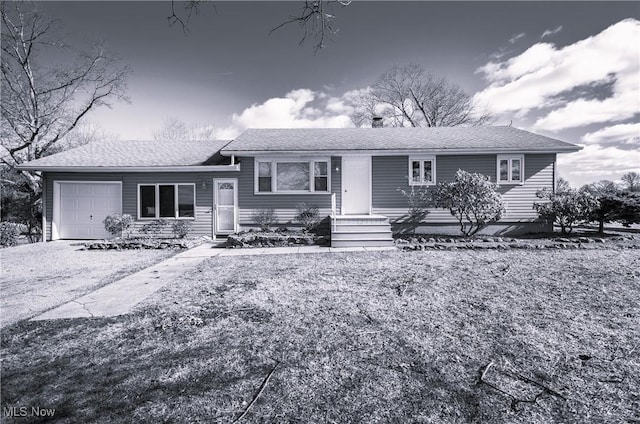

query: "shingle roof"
xmin=221 ymin=126 xmax=580 ymax=153
xmin=18 ymin=140 xmax=231 ymax=169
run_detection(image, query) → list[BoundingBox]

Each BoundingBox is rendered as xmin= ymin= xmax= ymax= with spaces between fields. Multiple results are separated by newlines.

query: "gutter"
xmin=220 ymin=147 xmax=583 ymax=156
xmin=15 ymin=164 xmax=242 ymax=173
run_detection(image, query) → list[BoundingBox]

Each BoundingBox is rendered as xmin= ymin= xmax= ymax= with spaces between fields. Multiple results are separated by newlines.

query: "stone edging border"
xmin=396 ymin=235 xmax=639 ymax=251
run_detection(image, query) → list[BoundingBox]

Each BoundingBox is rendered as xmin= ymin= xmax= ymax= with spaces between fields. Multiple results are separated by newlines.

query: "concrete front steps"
xmin=331 ymin=215 xmax=395 ymax=248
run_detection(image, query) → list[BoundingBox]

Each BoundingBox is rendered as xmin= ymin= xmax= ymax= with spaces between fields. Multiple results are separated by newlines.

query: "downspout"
xmin=41 ymin=175 xmax=47 ymax=242
xmin=553 ymin=155 xmax=557 ymax=193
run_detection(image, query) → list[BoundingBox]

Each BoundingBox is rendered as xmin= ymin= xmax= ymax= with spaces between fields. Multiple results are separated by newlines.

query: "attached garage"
xmin=53 ymin=181 xmax=122 ymax=240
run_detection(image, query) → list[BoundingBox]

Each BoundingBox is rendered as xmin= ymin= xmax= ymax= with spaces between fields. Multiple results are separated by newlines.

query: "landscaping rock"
xmin=226 ymin=230 xmax=323 ymax=248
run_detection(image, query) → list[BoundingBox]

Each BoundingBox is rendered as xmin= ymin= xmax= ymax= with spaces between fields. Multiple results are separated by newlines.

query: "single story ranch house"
xmin=19 ymin=126 xmax=581 ymax=247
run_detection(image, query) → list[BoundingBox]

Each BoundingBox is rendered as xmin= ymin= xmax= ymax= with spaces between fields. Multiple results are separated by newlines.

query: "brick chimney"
xmin=372 ymin=117 xmax=383 ymax=128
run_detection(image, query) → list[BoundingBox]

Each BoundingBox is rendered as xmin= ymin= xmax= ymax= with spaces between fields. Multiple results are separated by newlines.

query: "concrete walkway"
xmin=31 ymin=243 xmax=396 ymax=321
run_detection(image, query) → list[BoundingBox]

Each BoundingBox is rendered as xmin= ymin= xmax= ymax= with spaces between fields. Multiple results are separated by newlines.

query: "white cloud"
xmin=215 ymin=88 xmax=354 ymax=138
xmin=509 ymin=32 xmax=526 ymax=44
xmin=557 ymin=144 xmax=640 ymax=186
xmin=474 ymin=19 xmax=640 ymax=131
xmin=541 ymin=26 xmax=563 ymax=39
xmin=582 ymin=122 xmax=640 ymax=148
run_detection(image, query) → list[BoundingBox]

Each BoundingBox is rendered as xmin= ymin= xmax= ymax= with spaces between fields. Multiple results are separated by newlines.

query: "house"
xmin=18 ymin=126 xmax=581 ymax=246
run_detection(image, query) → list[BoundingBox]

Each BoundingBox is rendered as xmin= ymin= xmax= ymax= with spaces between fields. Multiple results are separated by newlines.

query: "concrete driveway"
xmin=0 ymin=241 xmax=175 ymax=328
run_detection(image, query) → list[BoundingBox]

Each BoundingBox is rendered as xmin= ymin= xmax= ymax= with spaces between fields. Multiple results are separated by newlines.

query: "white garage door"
xmin=57 ymin=182 xmax=122 ymax=239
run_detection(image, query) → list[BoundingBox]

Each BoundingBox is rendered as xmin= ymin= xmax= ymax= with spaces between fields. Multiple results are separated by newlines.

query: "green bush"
xmin=398 ymin=186 xmax=434 ymax=234
xmin=0 ymin=222 xmax=21 ymax=247
xmin=172 ymin=220 xmax=192 ymax=238
xmin=251 ymin=208 xmax=277 ymax=231
xmin=140 ymin=219 xmax=168 ymax=236
xmin=534 ymin=188 xmax=599 ymax=234
xmin=295 ymin=203 xmax=320 ymax=232
xmin=102 ymin=213 xmax=133 ymax=238
xmin=436 ymin=170 xmax=503 ymax=236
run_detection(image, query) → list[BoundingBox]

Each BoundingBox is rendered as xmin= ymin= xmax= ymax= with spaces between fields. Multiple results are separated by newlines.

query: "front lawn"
xmin=0 ymin=241 xmax=176 ymax=328
xmin=1 ymin=247 xmax=638 ymax=423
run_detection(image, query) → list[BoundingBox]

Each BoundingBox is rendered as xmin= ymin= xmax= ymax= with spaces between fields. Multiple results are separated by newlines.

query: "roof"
xmin=221 ymin=126 xmax=581 ymax=154
xmin=17 ymin=140 xmax=232 ymax=171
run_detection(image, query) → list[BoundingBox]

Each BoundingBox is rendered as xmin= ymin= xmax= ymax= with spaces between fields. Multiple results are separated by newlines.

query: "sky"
xmin=38 ymin=1 xmax=640 ymax=187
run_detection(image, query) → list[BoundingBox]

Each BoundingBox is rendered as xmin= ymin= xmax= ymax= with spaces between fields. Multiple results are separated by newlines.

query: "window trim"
xmin=496 ymin=154 xmax=525 ymax=185
xmin=137 ymin=183 xmax=197 ymax=220
xmin=254 ymin=157 xmax=331 ymax=194
xmin=408 ymin=156 xmax=437 ymax=186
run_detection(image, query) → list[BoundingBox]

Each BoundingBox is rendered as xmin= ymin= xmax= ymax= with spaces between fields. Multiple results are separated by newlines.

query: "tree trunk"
xmin=598 ymin=219 xmax=604 ymax=234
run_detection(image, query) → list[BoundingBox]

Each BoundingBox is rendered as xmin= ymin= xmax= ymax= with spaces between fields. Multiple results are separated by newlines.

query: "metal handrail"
xmin=331 ymin=193 xmax=337 ymax=232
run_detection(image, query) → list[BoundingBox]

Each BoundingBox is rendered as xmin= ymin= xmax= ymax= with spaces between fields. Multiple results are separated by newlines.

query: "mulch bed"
xmin=84 ymin=236 xmax=209 ymax=250
xmin=226 ymin=230 xmax=329 ymax=248
xmin=396 ymin=234 xmax=639 ymax=251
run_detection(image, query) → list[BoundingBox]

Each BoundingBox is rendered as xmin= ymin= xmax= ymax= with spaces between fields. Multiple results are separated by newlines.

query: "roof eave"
xmin=16 ymin=164 xmax=241 ymax=173
xmin=221 ymin=146 xmax=582 ymax=156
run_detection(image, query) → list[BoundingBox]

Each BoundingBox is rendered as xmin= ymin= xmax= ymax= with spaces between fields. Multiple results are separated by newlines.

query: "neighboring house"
xmin=18 ymin=126 xmax=581 ymax=246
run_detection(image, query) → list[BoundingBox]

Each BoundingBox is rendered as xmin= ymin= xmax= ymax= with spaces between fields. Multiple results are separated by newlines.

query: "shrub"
xmin=140 ymin=219 xmax=168 ymax=236
xmin=251 ymin=208 xmax=277 ymax=231
xmin=295 ymin=203 xmax=320 ymax=232
xmin=1 ymin=166 xmax=42 ymax=243
xmin=172 ymin=220 xmax=192 ymax=238
xmin=436 ymin=170 xmax=504 ymax=236
xmin=102 ymin=213 xmax=134 ymax=238
xmin=398 ymin=186 xmax=434 ymax=234
xmin=585 ymin=190 xmax=640 ymax=233
xmin=534 ymin=188 xmax=599 ymax=234
xmin=0 ymin=222 xmax=21 ymax=247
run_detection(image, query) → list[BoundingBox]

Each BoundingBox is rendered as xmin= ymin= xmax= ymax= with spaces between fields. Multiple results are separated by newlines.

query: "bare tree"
xmin=153 ymin=117 xmax=216 ymax=141
xmin=352 ymin=64 xmax=492 ymax=127
xmin=622 ymin=172 xmax=640 ymax=192
xmin=581 ymin=180 xmax=619 ymax=195
xmin=1 ymin=1 xmax=130 ymax=236
xmin=555 ymin=177 xmax=571 ymax=193
xmin=270 ymin=0 xmax=352 ymax=53
xmin=168 ymin=0 xmax=352 ymax=53
xmin=47 ymin=121 xmax=120 ymax=156
xmin=167 ymin=0 xmax=207 ymax=34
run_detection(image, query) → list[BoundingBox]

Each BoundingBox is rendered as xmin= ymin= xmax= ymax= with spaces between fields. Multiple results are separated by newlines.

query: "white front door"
xmin=342 ymin=156 xmax=371 ymax=215
xmin=214 ymin=179 xmax=237 ymax=235
xmin=56 ymin=182 xmax=122 ymax=239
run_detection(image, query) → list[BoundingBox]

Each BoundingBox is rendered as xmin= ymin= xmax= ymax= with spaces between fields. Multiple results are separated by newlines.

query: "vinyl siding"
xmin=42 ymin=153 xmax=553 ymax=240
xmin=43 ymin=156 xmax=341 ymax=239
xmin=43 ymin=171 xmax=239 ymax=240
xmin=371 ymin=154 xmax=555 ymax=224
xmin=235 ymin=156 xmax=338 ymax=225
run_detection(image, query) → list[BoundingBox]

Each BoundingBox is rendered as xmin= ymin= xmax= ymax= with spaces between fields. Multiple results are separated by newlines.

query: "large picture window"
xmin=138 ymin=184 xmax=195 ymax=219
xmin=255 ymin=159 xmax=330 ymax=193
xmin=497 ymin=155 xmax=524 ymax=184
xmin=408 ymin=156 xmax=436 ymax=186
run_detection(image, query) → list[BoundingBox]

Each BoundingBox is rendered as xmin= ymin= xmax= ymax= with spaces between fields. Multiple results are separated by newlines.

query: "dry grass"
xmin=1 ymin=247 xmax=639 ymax=423
xmin=0 ymin=241 xmax=176 ymax=327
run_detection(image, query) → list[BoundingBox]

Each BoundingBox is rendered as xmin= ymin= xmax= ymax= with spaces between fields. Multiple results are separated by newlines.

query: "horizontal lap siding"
xmin=44 ymin=171 xmax=239 ymax=240
xmin=371 ymin=154 xmax=554 ymax=223
xmin=236 ymin=157 xmax=337 ymax=226
xmin=500 ymin=154 xmax=555 ymax=220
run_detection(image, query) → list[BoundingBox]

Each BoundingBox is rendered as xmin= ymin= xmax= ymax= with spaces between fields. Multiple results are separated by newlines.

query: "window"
xmin=258 ymin=162 xmax=272 ymax=192
xmin=277 ymin=162 xmax=310 ymax=191
xmin=138 ymin=184 xmax=195 ymax=219
xmin=409 ymin=156 xmax=436 ymax=186
xmin=497 ymin=155 xmax=524 ymax=184
xmin=255 ymin=159 xmax=330 ymax=193
xmin=314 ymin=161 xmax=328 ymax=191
